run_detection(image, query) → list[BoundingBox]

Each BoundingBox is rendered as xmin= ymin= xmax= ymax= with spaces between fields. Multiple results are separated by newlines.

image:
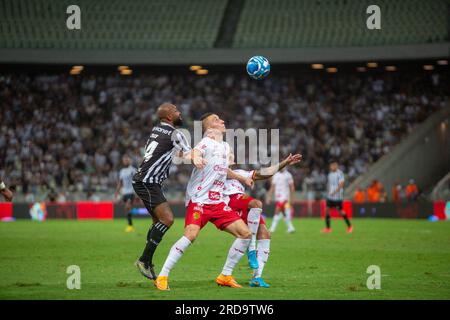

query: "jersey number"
xmin=144 ymin=141 xmax=159 ymax=161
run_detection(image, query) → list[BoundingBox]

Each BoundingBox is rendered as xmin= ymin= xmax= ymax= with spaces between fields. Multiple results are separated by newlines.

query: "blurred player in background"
xmin=0 ymin=178 xmax=13 ymax=202
xmin=266 ymin=168 xmax=296 ymax=233
xmin=155 ymin=113 xmax=254 ymax=291
xmin=322 ymin=159 xmax=352 ymax=233
xmin=115 ymin=155 xmax=137 ymax=232
xmin=224 ymin=153 xmax=302 ymax=288
xmin=132 ymin=103 xmax=204 ymax=280
xmin=406 ymin=179 xmax=419 ymax=201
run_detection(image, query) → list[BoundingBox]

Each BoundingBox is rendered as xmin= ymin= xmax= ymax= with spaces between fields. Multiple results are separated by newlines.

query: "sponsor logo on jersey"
xmin=213 ymin=165 xmax=228 ymax=174
xmin=193 ymin=205 xmax=203 ymax=212
xmin=208 ymin=191 xmax=221 ymax=201
xmin=213 ymin=180 xmax=224 ymax=187
xmin=153 ymin=126 xmax=172 ymax=135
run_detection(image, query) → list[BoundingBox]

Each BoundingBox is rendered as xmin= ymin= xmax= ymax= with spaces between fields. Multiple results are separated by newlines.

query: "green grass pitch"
xmin=0 ymin=218 xmax=449 ymax=300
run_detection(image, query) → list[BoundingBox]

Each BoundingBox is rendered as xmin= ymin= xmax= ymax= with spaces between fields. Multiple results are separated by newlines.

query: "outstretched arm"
xmin=254 ymin=153 xmax=302 ymax=181
xmin=114 ymin=179 xmax=122 ymax=200
xmin=227 ymin=169 xmax=254 ymax=189
xmin=177 ymin=149 xmax=207 ymax=169
xmin=0 ymin=181 xmax=13 ymax=202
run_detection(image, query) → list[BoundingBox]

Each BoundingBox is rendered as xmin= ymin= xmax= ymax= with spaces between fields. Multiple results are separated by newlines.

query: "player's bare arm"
xmin=254 ymin=153 xmax=302 ymax=181
xmin=227 ymin=169 xmax=254 ymax=189
xmin=0 ymin=180 xmax=13 ymax=202
xmin=176 ymin=149 xmax=207 ymax=169
xmin=114 ymin=179 xmax=122 ymax=200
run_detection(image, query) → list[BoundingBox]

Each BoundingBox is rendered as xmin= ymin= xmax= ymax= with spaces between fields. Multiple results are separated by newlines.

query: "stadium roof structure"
xmin=0 ymin=0 xmax=448 ymax=64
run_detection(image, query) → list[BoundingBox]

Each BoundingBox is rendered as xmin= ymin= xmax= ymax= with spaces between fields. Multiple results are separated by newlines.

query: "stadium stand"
xmin=431 ymin=172 xmax=450 ymax=201
xmin=346 ymin=107 xmax=450 ymax=199
xmin=0 ymin=0 xmax=448 ymax=51
xmin=0 ymin=68 xmax=448 ymax=202
xmin=0 ymin=0 xmax=227 ymax=49
xmin=233 ymin=0 xmax=449 ymax=48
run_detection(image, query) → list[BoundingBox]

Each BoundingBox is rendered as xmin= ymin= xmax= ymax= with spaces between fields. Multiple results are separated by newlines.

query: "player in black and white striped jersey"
xmin=321 ymin=159 xmax=353 ymax=233
xmin=115 ymin=155 xmax=137 ymax=233
xmin=132 ymin=103 xmax=206 ymax=280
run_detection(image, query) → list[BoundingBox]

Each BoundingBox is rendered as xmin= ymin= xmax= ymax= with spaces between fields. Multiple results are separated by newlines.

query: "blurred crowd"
xmin=0 ymin=69 xmax=448 ymax=201
xmin=353 ymin=179 xmax=420 ymax=203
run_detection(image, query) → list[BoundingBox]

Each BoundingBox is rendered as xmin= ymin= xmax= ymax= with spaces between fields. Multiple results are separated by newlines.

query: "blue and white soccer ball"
xmin=246 ymin=55 xmax=270 ymax=80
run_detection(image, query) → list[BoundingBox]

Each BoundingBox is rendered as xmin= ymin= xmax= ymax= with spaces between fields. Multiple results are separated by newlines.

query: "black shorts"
xmin=132 ymin=181 xmax=167 ymax=215
xmin=122 ymin=193 xmax=135 ymax=203
xmin=326 ymin=199 xmax=343 ymax=210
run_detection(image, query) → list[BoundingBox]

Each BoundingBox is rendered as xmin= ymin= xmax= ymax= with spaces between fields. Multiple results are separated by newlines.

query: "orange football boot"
xmin=154 ymin=276 xmax=170 ymax=291
xmin=215 ymin=274 xmax=242 ymax=288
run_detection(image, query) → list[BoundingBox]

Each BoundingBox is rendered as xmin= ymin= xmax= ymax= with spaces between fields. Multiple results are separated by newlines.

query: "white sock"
xmin=270 ymin=213 xmax=282 ymax=232
xmin=254 ymin=239 xmax=270 ymax=278
xmin=284 ymin=207 xmax=295 ymax=230
xmin=158 ymin=236 xmax=191 ymax=277
xmin=221 ymin=238 xmax=251 ymax=276
xmin=247 ymin=208 xmax=262 ymax=251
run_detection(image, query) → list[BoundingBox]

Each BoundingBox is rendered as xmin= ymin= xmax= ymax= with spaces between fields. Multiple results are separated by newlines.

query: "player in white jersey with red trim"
xmin=224 ymin=153 xmax=302 ymax=288
xmin=266 ymin=168 xmax=296 ymax=233
xmin=155 ymin=113 xmax=255 ymax=291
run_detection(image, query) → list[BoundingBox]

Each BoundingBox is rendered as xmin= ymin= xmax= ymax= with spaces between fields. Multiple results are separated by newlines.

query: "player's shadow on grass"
xmin=116 ymin=279 xmax=257 ymax=291
xmin=116 ymin=281 xmax=150 ymax=288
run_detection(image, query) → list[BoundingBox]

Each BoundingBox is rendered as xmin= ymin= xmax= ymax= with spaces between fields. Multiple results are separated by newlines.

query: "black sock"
xmin=127 ymin=212 xmax=133 ymax=226
xmin=139 ymin=222 xmax=169 ymax=268
xmin=341 ymin=212 xmax=351 ymax=227
xmin=325 ymin=213 xmax=331 ymax=228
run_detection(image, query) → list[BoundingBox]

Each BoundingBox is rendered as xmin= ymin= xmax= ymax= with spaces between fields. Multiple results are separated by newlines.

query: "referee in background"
xmin=321 ymin=159 xmax=353 ymax=233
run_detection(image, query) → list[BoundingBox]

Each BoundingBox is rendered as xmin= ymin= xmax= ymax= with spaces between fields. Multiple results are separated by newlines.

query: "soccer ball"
xmin=246 ymin=56 xmax=270 ymax=80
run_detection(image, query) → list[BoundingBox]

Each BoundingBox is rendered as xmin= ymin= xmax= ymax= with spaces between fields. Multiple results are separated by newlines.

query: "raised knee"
xmin=239 ymin=229 xmax=252 ymax=239
xmin=249 ymin=199 xmax=263 ymax=209
xmin=261 ymin=231 xmax=271 ymax=240
xmin=258 ymin=227 xmax=271 ymax=240
xmin=184 ymin=226 xmax=199 ymax=243
xmin=184 ymin=232 xmax=197 ymax=243
xmin=160 ymin=216 xmax=174 ymax=227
